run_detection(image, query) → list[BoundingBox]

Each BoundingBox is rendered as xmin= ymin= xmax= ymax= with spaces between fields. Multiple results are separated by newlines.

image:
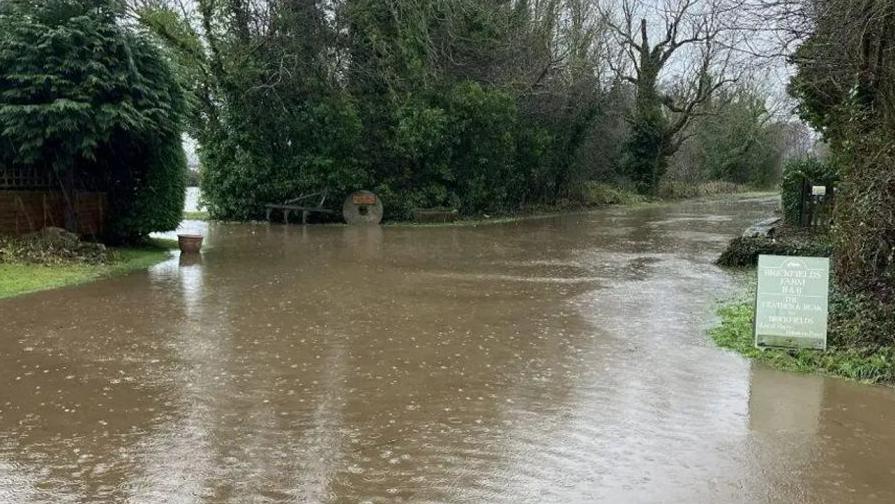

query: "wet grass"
xmin=0 ymin=238 xmax=175 ymax=299
xmin=200 ymin=185 xmax=776 ymax=228
xmin=387 ymin=186 xmax=777 ymax=228
xmin=384 ymin=208 xmax=639 ymax=228
xmin=386 ymin=186 xmax=656 ymax=228
xmin=183 ymin=211 xmax=210 ymax=221
xmin=711 ymin=295 xmax=895 ymax=385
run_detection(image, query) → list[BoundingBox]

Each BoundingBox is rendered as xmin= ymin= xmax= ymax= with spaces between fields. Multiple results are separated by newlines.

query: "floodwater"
xmin=2 ymin=195 xmax=895 ymax=503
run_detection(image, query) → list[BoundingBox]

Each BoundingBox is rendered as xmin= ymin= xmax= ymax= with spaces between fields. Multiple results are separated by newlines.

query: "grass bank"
xmin=711 ymin=294 xmax=895 ymax=384
xmin=201 ymin=180 xmax=768 ymax=226
xmin=183 ymin=210 xmax=210 ymax=221
xmin=0 ymin=238 xmax=176 ymax=299
xmin=386 ymin=182 xmax=770 ymax=228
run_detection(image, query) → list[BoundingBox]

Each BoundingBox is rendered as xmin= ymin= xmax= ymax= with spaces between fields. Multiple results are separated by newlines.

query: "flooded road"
xmin=2 ymin=195 xmax=895 ymax=503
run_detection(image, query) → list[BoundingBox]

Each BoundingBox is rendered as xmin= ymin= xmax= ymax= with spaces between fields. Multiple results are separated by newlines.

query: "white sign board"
xmin=755 ymin=255 xmax=830 ymax=350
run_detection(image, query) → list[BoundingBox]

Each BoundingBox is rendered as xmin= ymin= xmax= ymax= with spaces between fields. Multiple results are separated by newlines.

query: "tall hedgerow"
xmin=0 ymin=0 xmax=186 ymax=241
xmin=789 ymin=0 xmax=895 ymax=300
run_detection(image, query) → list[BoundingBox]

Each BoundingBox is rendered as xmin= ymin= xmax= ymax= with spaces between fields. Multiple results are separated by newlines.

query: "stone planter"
xmin=177 ymin=234 xmax=204 ymax=254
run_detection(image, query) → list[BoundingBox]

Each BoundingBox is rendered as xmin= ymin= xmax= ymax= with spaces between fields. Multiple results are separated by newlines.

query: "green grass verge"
xmin=183 ymin=211 xmax=210 ymax=221
xmin=385 ymin=184 xmax=774 ymax=228
xmin=710 ymin=299 xmax=895 ymax=385
xmin=386 ymin=184 xmax=656 ymax=228
xmin=0 ymin=239 xmax=175 ymax=299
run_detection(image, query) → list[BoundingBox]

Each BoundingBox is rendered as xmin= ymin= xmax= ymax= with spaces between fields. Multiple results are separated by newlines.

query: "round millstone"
xmin=342 ymin=190 xmax=383 ymax=225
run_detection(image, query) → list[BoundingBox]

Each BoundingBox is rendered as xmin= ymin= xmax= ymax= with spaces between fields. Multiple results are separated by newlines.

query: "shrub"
xmin=780 ymin=159 xmax=839 ymax=225
xmin=575 ymin=182 xmax=646 ymax=206
xmin=442 ymin=82 xmax=522 ymax=213
xmin=656 ymin=181 xmax=699 ymax=200
xmin=106 ymin=137 xmax=187 ymax=240
xmin=717 ymin=230 xmax=833 ymax=267
xmin=829 ymin=290 xmax=895 ymax=348
xmin=657 ymin=180 xmax=742 ymax=200
xmin=0 ymin=229 xmax=108 ymax=265
xmin=200 ymin=95 xmax=366 ymax=220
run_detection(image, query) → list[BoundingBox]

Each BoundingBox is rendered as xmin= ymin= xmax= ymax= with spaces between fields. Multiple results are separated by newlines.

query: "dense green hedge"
xmin=780 ymin=158 xmax=839 ymax=225
xmin=830 ymin=289 xmax=895 ymax=348
xmin=199 ymin=78 xmax=565 ymax=221
xmin=104 ymin=136 xmax=187 ymax=240
xmin=368 ymin=82 xmax=551 ymax=219
xmin=200 ymin=95 xmax=364 ymax=220
xmin=0 ymin=0 xmax=186 ymax=241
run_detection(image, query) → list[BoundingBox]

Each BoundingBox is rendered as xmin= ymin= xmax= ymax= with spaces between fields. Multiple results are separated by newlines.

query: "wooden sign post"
xmin=755 ymin=255 xmax=830 ymax=350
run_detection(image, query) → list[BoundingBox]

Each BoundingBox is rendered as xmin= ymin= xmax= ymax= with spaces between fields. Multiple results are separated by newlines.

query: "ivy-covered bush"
xmin=829 ymin=289 xmax=895 ymax=348
xmin=780 ymin=158 xmax=839 ymax=225
xmin=0 ymin=0 xmax=187 ymax=241
xmin=717 ymin=228 xmax=833 ymax=267
xmin=788 ymin=0 xmax=894 ymax=301
xmin=621 ymin=105 xmax=668 ymax=194
xmin=832 ymin=132 xmax=895 ymax=298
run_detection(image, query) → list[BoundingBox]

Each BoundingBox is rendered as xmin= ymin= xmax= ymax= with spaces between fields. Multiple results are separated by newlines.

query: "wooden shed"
xmin=0 ymin=165 xmax=106 ymax=237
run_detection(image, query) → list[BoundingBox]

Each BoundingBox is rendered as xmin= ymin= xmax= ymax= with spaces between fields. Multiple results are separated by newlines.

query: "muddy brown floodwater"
xmin=2 ymin=195 xmax=895 ymax=503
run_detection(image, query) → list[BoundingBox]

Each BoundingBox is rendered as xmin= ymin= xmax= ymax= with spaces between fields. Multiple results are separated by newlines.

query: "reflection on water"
xmin=2 ymin=195 xmax=895 ymax=503
xmin=750 ymin=367 xmax=824 ymax=434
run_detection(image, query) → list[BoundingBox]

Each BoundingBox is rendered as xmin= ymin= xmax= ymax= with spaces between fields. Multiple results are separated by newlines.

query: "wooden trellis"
xmin=0 ymin=166 xmax=54 ymax=190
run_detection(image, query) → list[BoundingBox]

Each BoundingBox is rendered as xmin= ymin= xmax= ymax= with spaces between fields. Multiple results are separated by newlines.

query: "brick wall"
xmin=0 ymin=191 xmax=106 ymax=237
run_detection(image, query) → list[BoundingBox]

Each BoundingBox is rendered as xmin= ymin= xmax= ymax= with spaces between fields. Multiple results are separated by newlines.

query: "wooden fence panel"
xmin=0 ymin=191 xmax=106 ymax=237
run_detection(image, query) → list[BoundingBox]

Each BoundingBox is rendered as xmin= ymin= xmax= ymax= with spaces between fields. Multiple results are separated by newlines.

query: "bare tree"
xmin=602 ymin=0 xmax=742 ymax=191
